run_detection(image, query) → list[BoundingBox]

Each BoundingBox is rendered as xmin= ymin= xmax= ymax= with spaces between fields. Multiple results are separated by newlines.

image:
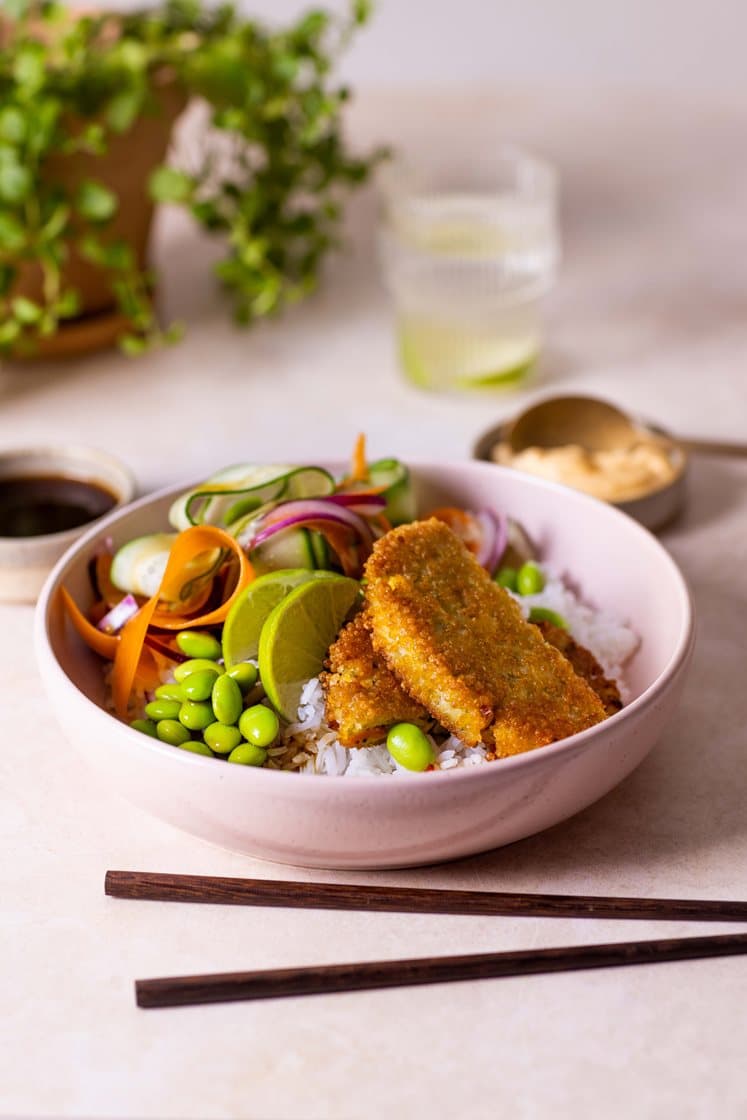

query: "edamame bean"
xmin=182 ymin=669 xmax=220 ymax=701
xmin=179 ymin=700 xmax=214 ymax=731
xmin=204 ymin=722 xmax=243 ymax=755
xmin=226 ymin=662 xmax=258 ymax=694
xmin=495 ymin=566 xmax=518 ymax=591
xmin=228 ymin=743 xmax=268 ymax=767
xmin=174 ymin=658 xmax=224 ymax=683
xmin=176 ymin=630 xmax=222 ymax=660
xmin=156 ymin=719 xmax=191 ymax=746
xmin=516 ymin=561 xmax=545 ymax=596
xmin=386 ymin=722 xmax=435 ymax=772
xmin=176 ymin=739 xmax=215 ymax=758
xmin=145 ymin=699 xmax=181 ymax=721
xmin=212 ymin=673 xmax=243 ymax=725
xmin=238 ymin=704 xmax=279 ymax=747
xmin=154 ymin=682 xmax=185 ymax=703
xmin=528 ymin=606 xmax=568 ymax=630
xmin=130 ymin=718 xmax=157 ymax=737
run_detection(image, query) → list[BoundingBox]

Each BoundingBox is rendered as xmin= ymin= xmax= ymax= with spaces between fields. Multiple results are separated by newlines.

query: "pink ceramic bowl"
xmin=34 ymin=461 xmax=694 ymax=869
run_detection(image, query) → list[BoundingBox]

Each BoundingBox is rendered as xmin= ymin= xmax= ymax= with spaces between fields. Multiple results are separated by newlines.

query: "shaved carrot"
xmin=350 ymin=433 xmax=368 ymax=483
xmin=112 ymin=526 xmax=254 ymax=718
xmin=60 ymin=586 xmax=119 ymax=659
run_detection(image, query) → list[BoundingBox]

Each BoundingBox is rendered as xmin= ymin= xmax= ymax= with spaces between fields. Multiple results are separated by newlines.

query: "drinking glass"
xmin=378 ymin=147 xmax=559 ymax=391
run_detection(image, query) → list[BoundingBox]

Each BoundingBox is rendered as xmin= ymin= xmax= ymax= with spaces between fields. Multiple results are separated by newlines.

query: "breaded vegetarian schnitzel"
xmin=364 ymin=519 xmax=606 ymax=756
xmin=533 ymin=619 xmax=623 ymax=718
xmin=321 ymin=611 xmax=432 ymax=747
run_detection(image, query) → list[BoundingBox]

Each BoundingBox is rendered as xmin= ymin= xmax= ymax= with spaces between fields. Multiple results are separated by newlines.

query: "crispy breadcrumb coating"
xmin=364 ymin=519 xmax=606 ymax=756
xmin=532 ymin=619 xmax=623 ymax=718
xmin=321 ymin=611 xmax=432 ymax=747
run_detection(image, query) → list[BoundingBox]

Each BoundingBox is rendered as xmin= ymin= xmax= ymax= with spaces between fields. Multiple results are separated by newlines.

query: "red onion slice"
xmin=475 ymin=509 xmax=508 ymax=574
xmin=327 ymin=492 xmax=387 ymax=515
xmin=250 ymin=499 xmax=374 ymax=550
xmin=97 ymin=594 xmax=139 ymax=634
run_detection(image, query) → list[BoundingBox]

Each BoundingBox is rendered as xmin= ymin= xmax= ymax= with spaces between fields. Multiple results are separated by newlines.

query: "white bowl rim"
xmin=34 ymin=459 xmax=695 ymax=790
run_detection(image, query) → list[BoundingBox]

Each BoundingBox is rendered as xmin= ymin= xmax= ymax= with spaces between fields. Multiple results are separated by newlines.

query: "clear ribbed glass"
xmin=379 ymin=148 xmax=559 ymax=391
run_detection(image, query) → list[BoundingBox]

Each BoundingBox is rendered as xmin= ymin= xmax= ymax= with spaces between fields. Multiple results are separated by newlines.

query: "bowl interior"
xmin=42 ymin=461 xmax=691 ymax=736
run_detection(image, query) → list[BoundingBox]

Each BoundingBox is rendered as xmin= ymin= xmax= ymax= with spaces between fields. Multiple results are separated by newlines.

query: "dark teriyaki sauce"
xmin=0 ymin=475 xmax=117 ymax=537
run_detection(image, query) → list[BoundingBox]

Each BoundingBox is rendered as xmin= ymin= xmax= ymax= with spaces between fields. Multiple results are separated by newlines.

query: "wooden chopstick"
xmin=135 ymin=931 xmax=747 ymax=1008
xmin=106 ymin=870 xmax=747 ymax=923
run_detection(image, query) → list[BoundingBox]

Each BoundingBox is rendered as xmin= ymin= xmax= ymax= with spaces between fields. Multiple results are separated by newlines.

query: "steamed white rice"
xmin=268 ymin=572 xmax=639 ymax=778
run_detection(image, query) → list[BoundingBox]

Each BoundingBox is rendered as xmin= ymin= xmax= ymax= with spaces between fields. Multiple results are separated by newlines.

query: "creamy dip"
xmin=494 ymin=439 xmax=678 ymax=502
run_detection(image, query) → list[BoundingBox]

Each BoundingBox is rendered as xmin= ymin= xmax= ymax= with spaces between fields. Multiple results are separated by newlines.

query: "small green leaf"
xmin=0 ymin=320 xmax=22 ymax=346
xmin=54 ymin=289 xmax=81 ymax=319
xmin=0 ymin=213 xmax=26 ymax=254
xmin=13 ymin=46 xmax=46 ymax=94
xmin=77 ymin=181 xmax=118 ymax=224
xmin=0 ymin=109 xmax=27 ymax=146
xmin=11 ymin=297 xmax=42 ymax=325
xmin=107 ymin=89 xmax=144 ymax=134
xmin=149 ymin=166 xmax=194 ymax=205
xmin=119 ymin=333 xmax=147 ymax=357
xmin=0 ymin=163 xmax=32 ymax=205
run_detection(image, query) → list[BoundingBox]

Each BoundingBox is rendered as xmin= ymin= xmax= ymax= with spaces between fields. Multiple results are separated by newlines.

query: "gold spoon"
xmin=474 ymin=394 xmax=747 ymax=461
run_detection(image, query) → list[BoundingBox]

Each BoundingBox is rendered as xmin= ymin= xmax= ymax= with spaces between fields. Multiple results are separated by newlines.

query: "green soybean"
xmin=182 ymin=669 xmax=220 ymax=701
xmin=145 ymin=699 xmax=181 ymax=722
xmin=204 ymin=722 xmax=243 ymax=755
xmin=176 ymin=739 xmax=215 ymax=758
xmin=130 ymin=718 xmax=157 ymax=737
xmin=516 ymin=561 xmax=545 ymax=596
xmin=495 ymin=566 xmax=518 ymax=591
xmin=174 ymin=658 xmax=224 ymax=683
xmin=176 ymin=630 xmax=222 ymax=660
xmin=228 ymin=743 xmax=268 ymax=767
xmin=386 ymin=722 xmax=435 ymax=772
xmin=528 ymin=606 xmax=568 ymax=630
xmin=226 ymin=662 xmax=258 ymax=694
xmin=238 ymin=704 xmax=279 ymax=747
xmin=212 ymin=673 xmax=243 ymax=725
xmin=156 ymin=719 xmax=191 ymax=746
xmin=179 ymin=700 xmax=215 ymax=731
xmin=154 ymin=682 xmax=185 ymax=703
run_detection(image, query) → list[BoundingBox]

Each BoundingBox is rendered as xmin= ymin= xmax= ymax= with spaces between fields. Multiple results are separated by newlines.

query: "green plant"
xmin=0 ymin=0 xmax=380 ymax=354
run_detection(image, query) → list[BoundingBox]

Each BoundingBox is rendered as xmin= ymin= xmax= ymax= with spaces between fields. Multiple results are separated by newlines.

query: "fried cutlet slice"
xmin=532 ymin=620 xmax=623 ymax=718
xmin=364 ymin=519 xmax=606 ymax=757
xmin=320 ymin=611 xmax=432 ymax=747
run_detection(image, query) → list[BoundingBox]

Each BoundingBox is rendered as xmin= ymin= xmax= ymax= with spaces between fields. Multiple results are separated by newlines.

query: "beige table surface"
xmin=1 ymin=89 xmax=746 ymax=1120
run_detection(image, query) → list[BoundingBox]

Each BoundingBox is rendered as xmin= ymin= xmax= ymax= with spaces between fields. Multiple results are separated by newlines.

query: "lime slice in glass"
xmin=258 ymin=576 xmax=360 ymax=721
xmin=222 ymin=568 xmax=337 ymax=668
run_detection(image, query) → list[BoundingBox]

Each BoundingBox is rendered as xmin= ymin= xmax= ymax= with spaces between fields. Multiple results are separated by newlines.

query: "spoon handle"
xmin=679 ymin=437 xmax=747 ymax=458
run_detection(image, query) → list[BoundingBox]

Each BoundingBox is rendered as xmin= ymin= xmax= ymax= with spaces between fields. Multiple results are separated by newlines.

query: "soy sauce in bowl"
xmin=0 ymin=475 xmax=118 ymax=538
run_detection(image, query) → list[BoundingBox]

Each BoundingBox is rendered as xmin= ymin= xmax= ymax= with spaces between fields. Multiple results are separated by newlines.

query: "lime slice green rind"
xmin=221 ymin=568 xmax=338 ymax=669
xmin=258 ymin=576 xmax=361 ymax=722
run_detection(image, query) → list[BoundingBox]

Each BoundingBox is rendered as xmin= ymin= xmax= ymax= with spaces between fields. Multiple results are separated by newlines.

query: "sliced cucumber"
xmin=111 ymin=533 xmax=176 ymax=598
xmin=309 ymin=530 xmax=330 ymax=570
xmin=110 ymin=532 xmax=220 ymax=601
xmin=249 ymin=527 xmax=316 ymax=576
xmin=169 ymin=464 xmax=336 ymax=530
xmin=368 ymin=458 xmax=416 ymax=526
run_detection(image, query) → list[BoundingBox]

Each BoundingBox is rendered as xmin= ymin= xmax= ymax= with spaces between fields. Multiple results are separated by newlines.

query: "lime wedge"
xmin=222 ymin=568 xmax=337 ymax=668
xmin=258 ymin=575 xmax=361 ymax=721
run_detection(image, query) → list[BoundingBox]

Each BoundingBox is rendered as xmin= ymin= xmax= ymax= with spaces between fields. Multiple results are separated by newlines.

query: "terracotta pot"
xmin=10 ymin=74 xmax=186 ymax=358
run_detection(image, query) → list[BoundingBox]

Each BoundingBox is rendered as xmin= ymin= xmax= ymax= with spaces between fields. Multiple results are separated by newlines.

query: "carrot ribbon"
xmin=60 ymin=526 xmax=254 ymax=720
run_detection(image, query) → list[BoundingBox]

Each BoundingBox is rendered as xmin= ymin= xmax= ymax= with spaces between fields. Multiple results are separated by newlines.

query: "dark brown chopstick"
xmin=135 ymin=931 xmax=747 ymax=1008
xmin=106 ymin=870 xmax=747 ymax=923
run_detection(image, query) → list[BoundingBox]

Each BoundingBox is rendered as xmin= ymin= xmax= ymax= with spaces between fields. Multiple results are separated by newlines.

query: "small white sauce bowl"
xmin=0 ymin=445 xmax=135 ymax=603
